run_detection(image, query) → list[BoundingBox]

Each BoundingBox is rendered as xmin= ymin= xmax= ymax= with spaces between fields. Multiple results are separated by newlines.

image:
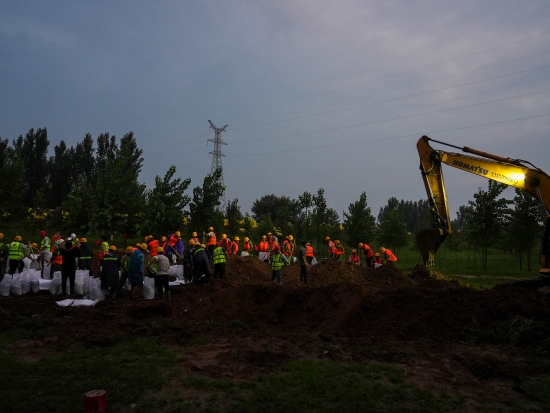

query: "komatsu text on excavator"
xmin=416 ymin=135 xmax=550 ymax=275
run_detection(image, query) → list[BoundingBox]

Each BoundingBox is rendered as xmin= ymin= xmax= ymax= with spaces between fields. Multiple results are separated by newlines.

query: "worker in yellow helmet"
xmin=380 ymin=247 xmax=398 ymax=266
xmin=348 ymin=249 xmax=360 ymax=265
xmin=189 ymin=232 xmax=199 ymax=245
xmin=8 ymin=235 xmax=25 ymax=275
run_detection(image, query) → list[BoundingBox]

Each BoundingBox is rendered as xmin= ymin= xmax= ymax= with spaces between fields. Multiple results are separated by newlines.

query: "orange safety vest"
xmin=305 ymin=245 xmax=314 ymax=257
xmin=384 ymin=249 xmax=398 ymax=262
xmin=349 ymin=254 xmax=360 ymax=264
xmin=243 ymin=241 xmax=252 ymax=251
xmin=336 ymin=244 xmax=345 ymax=256
xmin=259 ymin=240 xmax=269 ymax=252
xmin=207 ymin=232 xmax=217 ymax=246
xmin=373 ymin=256 xmax=383 ymax=264
xmin=148 ymin=239 xmax=159 ymax=257
xmin=362 ymin=244 xmax=374 ymax=258
xmin=189 ymin=237 xmax=199 ymax=244
xmin=221 ymin=238 xmax=230 ymax=250
xmin=168 ymin=235 xmax=179 ymax=247
xmin=51 ymin=246 xmax=63 ymax=265
xmin=283 ymin=240 xmax=292 ymax=256
xmin=327 ymin=241 xmax=335 ymax=255
xmin=230 ymin=241 xmax=238 ymax=254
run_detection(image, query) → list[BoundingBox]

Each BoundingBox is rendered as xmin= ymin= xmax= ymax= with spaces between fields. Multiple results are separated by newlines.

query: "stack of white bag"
xmin=0 ymin=269 xmax=42 ymax=297
xmin=169 ymin=265 xmax=184 ymax=280
xmin=82 ymin=274 xmax=105 ymax=301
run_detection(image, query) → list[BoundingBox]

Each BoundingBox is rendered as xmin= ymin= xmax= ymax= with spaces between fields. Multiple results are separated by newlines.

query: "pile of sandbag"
xmin=0 ymin=269 xmax=42 ymax=297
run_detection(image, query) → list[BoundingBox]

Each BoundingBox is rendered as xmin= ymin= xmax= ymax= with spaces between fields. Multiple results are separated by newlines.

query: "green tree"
xmin=297 ymin=191 xmax=314 ymax=241
xmin=0 ymin=139 xmax=26 ymax=228
xmin=343 ymin=191 xmax=375 ymax=248
xmin=311 ymin=188 xmax=340 ymax=255
xmin=377 ymin=209 xmax=408 ymax=253
xmin=504 ymin=189 xmax=543 ymax=272
xmin=465 ymin=181 xmax=510 ymax=270
xmin=251 ymin=194 xmax=300 ymax=228
xmin=189 ymin=168 xmax=225 ymax=235
xmin=144 ymin=166 xmax=191 ymax=236
xmin=225 ymin=198 xmax=243 ymax=238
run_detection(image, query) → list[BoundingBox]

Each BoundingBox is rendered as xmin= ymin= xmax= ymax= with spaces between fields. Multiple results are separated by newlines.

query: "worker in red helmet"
xmin=270 ymin=244 xmax=289 ymax=285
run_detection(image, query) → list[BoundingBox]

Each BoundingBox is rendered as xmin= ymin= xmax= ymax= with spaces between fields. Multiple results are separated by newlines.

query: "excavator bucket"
xmin=416 ymin=228 xmax=446 ymax=266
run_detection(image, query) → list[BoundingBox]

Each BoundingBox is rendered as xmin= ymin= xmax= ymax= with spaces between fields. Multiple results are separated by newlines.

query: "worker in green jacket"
xmin=212 ymin=242 xmax=229 ymax=280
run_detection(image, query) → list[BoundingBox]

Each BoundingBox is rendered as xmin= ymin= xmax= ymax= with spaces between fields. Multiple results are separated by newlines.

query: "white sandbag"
xmin=56 ymin=299 xmax=99 ymax=307
xmin=143 ymin=277 xmax=155 ymax=300
xmin=241 ymin=251 xmax=249 ymax=257
xmin=74 ymin=271 xmax=87 ymax=295
xmin=49 ymin=271 xmax=61 ymax=295
xmin=0 ymin=275 xmax=12 ymax=296
xmin=124 ymin=279 xmax=131 ymax=290
xmin=38 ymin=279 xmax=51 ymax=291
xmin=258 ymin=252 xmax=269 ymax=262
xmin=22 ymin=257 xmax=32 ymax=268
xmin=11 ymin=274 xmax=23 ymax=295
xmin=91 ymin=277 xmax=105 ymax=301
xmin=311 ymin=258 xmax=318 ymax=266
xmin=374 ymin=263 xmax=382 ymax=268
xmin=170 ymin=265 xmax=184 ymax=280
xmin=42 ymin=263 xmax=51 ymax=279
xmin=169 ymin=265 xmax=177 ymax=276
xmin=21 ymin=270 xmax=31 ymax=294
xmin=29 ymin=270 xmax=41 ymax=293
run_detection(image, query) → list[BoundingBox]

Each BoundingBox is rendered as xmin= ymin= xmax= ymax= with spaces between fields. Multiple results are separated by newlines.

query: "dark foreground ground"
xmin=1 ymin=258 xmax=550 ymax=412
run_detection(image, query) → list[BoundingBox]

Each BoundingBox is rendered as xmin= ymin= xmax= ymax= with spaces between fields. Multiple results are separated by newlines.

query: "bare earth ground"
xmin=1 ymin=256 xmax=550 ymax=411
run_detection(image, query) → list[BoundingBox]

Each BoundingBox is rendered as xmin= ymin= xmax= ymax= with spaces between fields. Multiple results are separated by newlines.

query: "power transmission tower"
xmin=207 ymin=120 xmax=228 ymax=208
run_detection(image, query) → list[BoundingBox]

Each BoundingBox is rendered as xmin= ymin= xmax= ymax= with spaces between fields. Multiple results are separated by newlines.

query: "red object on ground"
xmin=85 ymin=390 xmax=106 ymax=413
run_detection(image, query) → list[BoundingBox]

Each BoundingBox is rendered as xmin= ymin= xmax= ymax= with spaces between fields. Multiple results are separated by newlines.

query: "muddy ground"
xmin=2 ymin=256 xmax=550 ymax=410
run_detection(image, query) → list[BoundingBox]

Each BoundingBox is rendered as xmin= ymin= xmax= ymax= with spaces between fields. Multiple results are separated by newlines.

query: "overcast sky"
xmin=1 ymin=0 xmax=549 ymax=220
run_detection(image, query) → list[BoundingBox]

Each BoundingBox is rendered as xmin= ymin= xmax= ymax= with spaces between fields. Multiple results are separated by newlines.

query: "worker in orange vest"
xmin=230 ymin=236 xmax=239 ymax=255
xmin=259 ymin=236 xmax=269 ymax=252
xmin=348 ymin=249 xmax=360 ymax=265
xmin=204 ymin=227 xmax=217 ymax=255
xmin=159 ymin=236 xmax=167 ymax=250
xmin=220 ymin=234 xmax=231 ymax=251
xmin=267 ymin=232 xmax=274 ymax=249
xmin=373 ymin=252 xmax=383 ymax=266
xmin=325 ymin=236 xmax=336 ymax=259
xmin=305 ymin=242 xmax=316 ymax=264
xmin=145 ymin=235 xmax=159 ymax=257
xmin=380 ymin=247 xmax=397 ymax=266
xmin=189 ymin=231 xmax=200 ymax=245
xmin=283 ymin=236 xmax=293 ymax=262
xmin=358 ymin=242 xmax=374 ymax=267
xmin=335 ymin=240 xmax=345 ymax=262
xmin=243 ymin=237 xmax=253 ymax=255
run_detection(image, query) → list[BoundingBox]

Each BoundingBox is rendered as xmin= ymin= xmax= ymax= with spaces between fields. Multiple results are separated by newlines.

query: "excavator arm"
xmin=417 ymin=135 xmax=550 ymax=274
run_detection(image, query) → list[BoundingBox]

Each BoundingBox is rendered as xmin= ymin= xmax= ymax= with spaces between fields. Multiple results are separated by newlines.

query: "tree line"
xmin=0 ymin=128 xmax=544 ymax=270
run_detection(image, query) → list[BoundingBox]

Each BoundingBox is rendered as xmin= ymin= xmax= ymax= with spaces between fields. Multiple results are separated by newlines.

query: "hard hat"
xmin=145 ymin=235 xmax=153 ymax=241
xmin=31 ymin=243 xmax=38 ymax=249
xmin=188 ymin=239 xmax=195 ymax=246
xmin=156 ymin=247 xmax=164 ymax=253
xmin=201 ymin=243 xmax=206 ymax=248
xmin=126 ymin=246 xmax=134 ymax=253
xmin=358 ymin=243 xmax=364 ymax=248
xmin=175 ymin=231 xmax=181 ymax=236
xmin=161 ymin=236 xmax=166 ymax=241
xmin=222 ymin=234 xmax=227 ymax=239
xmin=375 ymin=253 xmax=380 ymax=257
xmin=15 ymin=235 xmax=22 ymax=241
xmin=208 ymin=227 xmax=214 ymax=231
xmin=80 ymin=237 xmax=87 ymax=243
xmin=40 ymin=231 xmax=46 ymax=237
xmin=138 ymin=243 xmax=148 ymax=251
xmin=380 ymin=247 xmax=386 ymax=253
xmin=109 ymin=245 xmax=117 ymax=251
xmin=325 ymin=236 xmax=330 ymax=241
xmin=335 ymin=240 xmax=340 ymax=244
xmin=288 ymin=235 xmax=293 ymax=241
xmin=71 ymin=233 xmax=76 ymax=239
xmin=352 ymin=249 xmax=357 ymax=253
xmin=0 ymin=233 xmax=3 ymax=239
xmin=273 ymin=245 xmax=280 ymax=251
xmin=244 ymin=237 xmax=249 ymax=242
xmin=267 ymin=232 xmax=272 ymax=235
xmin=192 ymin=232 xmax=197 ymax=237
xmin=234 ymin=236 xmax=240 ymax=241
xmin=262 ymin=235 xmax=267 ymax=239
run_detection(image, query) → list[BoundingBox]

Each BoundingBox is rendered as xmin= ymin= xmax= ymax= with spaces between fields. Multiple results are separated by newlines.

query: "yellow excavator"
xmin=416 ymin=135 xmax=550 ymax=275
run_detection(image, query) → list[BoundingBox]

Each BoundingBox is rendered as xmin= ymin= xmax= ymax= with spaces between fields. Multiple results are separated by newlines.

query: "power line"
xmin=228 ymin=64 xmax=550 ymax=131
xmin=229 ymin=89 xmax=550 ymax=145
xmin=226 ymin=113 xmax=550 ymax=158
xmin=228 ymin=50 xmax=550 ymax=128
xmin=209 ymin=32 xmax=550 ymax=123
xmin=141 ymin=145 xmax=207 ymax=174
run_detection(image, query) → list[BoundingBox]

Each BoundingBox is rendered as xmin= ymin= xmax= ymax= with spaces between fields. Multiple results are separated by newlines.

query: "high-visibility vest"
xmin=349 ymin=254 xmax=360 ymax=264
xmin=305 ymin=246 xmax=314 ymax=257
xmin=283 ymin=240 xmax=292 ymax=256
xmin=40 ymin=236 xmax=51 ymax=251
xmin=328 ymin=241 xmax=335 ymax=255
xmin=207 ymin=232 xmax=217 ymax=246
xmin=168 ymin=235 xmax=179 ymax=247
xmin=259 ymin=241 xmax=269 ymax=252
xmin=9 ymin=242 xmax=25 ymax=260
xmin=243 ymin=241 xmax=252 ymax=251
xmin=121 ymin=255 xmax=130 ymax=271
xmin=51 ymin=246 xmax=63 ymax=265
xmin=189 ymin=237 xmax=199 ymax=245
xmin=362 ymin=244 xmax=374 ymax=258
xmin=213 ymin=247 xmax=226 ymax=264
xmin=78 ymin=245 xmax=92 ymax=264
xmin=336 ymin=244 xmax=345 ymax=255
xmin=148 ymin=239 xmax=159 ymax=257
xmin=99 ymin=241 xmax=109 ymax=260
xmin=271 ymin=253 xmax=285 ymax=271
xmin=230 ymin=241 xmax=238 ymax=254
xmin=384 ymin=249 xmax=398 ymax=262
xmin=147 ymin=257 xmax=158 ymax=275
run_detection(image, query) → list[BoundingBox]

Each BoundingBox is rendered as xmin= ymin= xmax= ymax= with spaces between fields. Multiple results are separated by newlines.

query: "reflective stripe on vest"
xmin=51 ymin=248 xmax=63 ymax=265
xmin=9 ymin=242 xmax=24 ymax=260
xmin=271 ymin=253 xmax=285 ymax=271
xmin=79 ymin=256 xmax=92 ymax=260
xmin=213 ymin=247 xmax=226 ymax=264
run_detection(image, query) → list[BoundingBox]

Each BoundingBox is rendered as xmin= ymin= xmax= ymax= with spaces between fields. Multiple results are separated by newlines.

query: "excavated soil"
xmin=2 ymin=256 xmax=550 ymax=408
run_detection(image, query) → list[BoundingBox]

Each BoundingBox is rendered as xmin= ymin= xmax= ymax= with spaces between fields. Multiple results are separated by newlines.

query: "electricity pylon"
xmin=208 ymin=120 xmax=228 ymax=209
